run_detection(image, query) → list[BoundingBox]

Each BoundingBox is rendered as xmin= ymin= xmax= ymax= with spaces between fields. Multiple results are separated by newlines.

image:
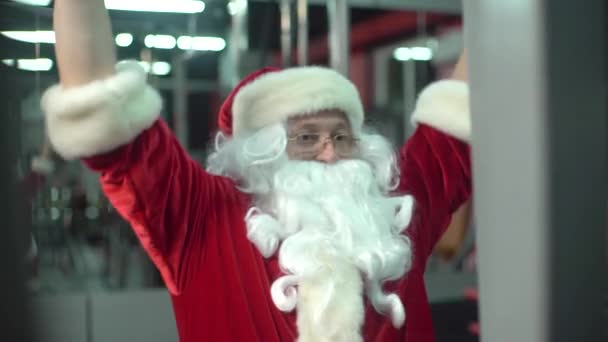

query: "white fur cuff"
xmin=41 ymin=61 xmax=162 ymax=159
xmin=411 ymin=80 xmax=470 ymax=142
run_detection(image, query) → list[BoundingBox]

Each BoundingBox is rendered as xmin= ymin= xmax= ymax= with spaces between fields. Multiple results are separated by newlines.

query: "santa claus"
xmin=43 ymin=1 xmax=472 ymax=341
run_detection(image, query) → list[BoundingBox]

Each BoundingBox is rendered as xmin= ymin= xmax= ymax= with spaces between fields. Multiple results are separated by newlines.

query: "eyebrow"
xmin=332 ymin=122 xmax=348 ymax=131
xmin=293 ymin=123 xmax=321 ymax=132
xmin=291 ymin=120 xmax=349 ymax=133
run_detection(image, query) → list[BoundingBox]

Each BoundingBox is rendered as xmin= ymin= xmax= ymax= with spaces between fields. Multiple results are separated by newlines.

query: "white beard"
xmin=245 ymin=159 xmax=414 ymax=342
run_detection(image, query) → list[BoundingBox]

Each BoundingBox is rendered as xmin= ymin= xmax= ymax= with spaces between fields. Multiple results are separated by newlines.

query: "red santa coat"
xmin=42 ymin=63 xmax=471 ymax=341
xmin=82 ymin=118 xmax=470 ymax=342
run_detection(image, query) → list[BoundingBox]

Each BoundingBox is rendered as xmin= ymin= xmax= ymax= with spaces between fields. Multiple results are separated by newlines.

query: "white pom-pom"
xmin=271 ymin=275 xmax=300 ymax=312
xmin=245 ymin=208 xmax=281 ymax=258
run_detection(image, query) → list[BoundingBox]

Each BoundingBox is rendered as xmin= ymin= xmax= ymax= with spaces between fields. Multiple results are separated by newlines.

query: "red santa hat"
xmin=218 ymin=66 xmax=365 ymax=136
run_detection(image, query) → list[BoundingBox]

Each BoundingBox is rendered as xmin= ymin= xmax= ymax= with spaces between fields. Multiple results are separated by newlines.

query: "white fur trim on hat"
xmin=232 ymin=67 xmax=364 ymax=136
xmin=411 ymin=80 xmax=470 ymax=141
xmin=41 ymin=61 xmax=162 ymax=160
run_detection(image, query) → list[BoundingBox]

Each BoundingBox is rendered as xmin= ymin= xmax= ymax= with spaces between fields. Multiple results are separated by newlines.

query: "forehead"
xmin=287 ymin=110 xmax=350 ymax=132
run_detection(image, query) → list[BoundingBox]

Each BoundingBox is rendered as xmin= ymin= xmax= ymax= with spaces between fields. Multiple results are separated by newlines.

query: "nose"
xmin=315 ymin=141 xmax=339 ymax=163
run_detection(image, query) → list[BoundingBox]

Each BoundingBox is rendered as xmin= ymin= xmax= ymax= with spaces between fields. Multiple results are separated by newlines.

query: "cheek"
xmin=286 ymin=144 xmax=297 ymax=159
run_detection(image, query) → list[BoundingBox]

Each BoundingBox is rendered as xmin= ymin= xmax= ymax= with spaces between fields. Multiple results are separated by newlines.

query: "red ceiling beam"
xmin=273 ymin=12 xmax=460 ymax=66
xmin=312 ymin=12 xmax=428 ymax=62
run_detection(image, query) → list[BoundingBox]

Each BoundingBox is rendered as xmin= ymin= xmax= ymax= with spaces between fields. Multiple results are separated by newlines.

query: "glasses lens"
xmin=291 ymin=133 xmax=321 ymax=157
xmin=289 ymin=133 xmax=358 ymax=158
xmin=295 ymin=133 xmax=320 ymax=147
xmin=333 ymin=135 xmax=356 ymax=156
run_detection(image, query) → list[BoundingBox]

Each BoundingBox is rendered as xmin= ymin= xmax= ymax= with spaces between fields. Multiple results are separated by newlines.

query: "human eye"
xmin=332 ymin=133 xmax=350 ymax=142
xmin=296 ymin=133 xmax=319 ymax=145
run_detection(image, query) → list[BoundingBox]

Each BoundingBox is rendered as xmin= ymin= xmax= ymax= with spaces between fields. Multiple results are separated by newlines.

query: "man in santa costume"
xmin=44 ymin=1 xmax=471 ymax=341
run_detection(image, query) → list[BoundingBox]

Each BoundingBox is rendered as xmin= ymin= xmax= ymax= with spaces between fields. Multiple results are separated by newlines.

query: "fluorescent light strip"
xmin=177 ymin=36 xmax=226 ymax=51
xmin=104 ymin=0 xmax=205 ymax=13
xmin=115 ymin=33 xmax=134 ymax=47
xmin=393 ymin=47 xmax=433 ymax=61
xmin=2 ymin=58 xmax=53 ymax=71
xmin=12 ymin=0 xmax=205 ymax=13
xmin=2 ymin=30 xmax=226 ymax=53
xmin=393 ymin=47 xmax=411 ymax=61
xmin=411 ymin=47 xmax=433 ymax=61
xmin=151 ymin=61 xmax=172 ymax=76
xmin=227 ymin=0 xmax=247 ymax=16
xmin=144 ymin=34 xmax=177 ymax=49
xmin=2 ymin=31 xmax=135 ymax=48
xmin=11 ymin=0 xmax=52 ymax=6
xmin=138 ymin=61 xmax=172 ymax=76
xmin=1 ymin=31 xmax=55 ymax=44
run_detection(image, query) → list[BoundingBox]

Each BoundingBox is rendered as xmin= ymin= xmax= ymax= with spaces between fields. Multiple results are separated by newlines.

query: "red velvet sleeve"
xmin=397 ymin=124 xmax=472 ymax=268
xmin=83 ymin=119 xmax=238 ymax=295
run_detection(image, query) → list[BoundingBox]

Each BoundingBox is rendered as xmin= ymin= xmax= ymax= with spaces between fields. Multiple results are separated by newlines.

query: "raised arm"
xmin=451 ymin=49 xmax=468 ymax=82
xmin=43 ymin=0 xmax=239 ymax=295
xmin=54 ymin=0 xmax=116 ymax=87
xmin=397 ymin=52 xmax=473 ymax=264
xmin=431 ymin=51 xmax=473 ymax=260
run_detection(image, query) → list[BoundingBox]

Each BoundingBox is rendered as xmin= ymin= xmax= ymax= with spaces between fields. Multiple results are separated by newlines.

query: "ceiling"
xmin=0 ymin=0 xmax=458 ymax=79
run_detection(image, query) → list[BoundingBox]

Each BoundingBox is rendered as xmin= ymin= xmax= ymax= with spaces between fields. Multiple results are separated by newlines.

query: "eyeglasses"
xmin=287 ymin=132 xmax=359 ymax=158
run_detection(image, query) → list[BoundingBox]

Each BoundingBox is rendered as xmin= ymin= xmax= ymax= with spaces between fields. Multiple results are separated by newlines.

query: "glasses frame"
xmin=286 ymin=132 xmax=360 ymax=159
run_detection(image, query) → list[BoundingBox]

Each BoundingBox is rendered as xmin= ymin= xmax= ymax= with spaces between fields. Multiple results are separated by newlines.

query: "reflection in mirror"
xmin=1 ymin=1 xmax=164 ymax=297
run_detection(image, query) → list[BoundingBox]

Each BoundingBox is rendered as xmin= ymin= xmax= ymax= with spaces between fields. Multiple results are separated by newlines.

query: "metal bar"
xmin=228 ymin=0 xmax=249 ymax=83
xmin=172 ymin=54 xmax=189 ymax=148
xmin=251 ymin=0 xmax=461 ymax=13
xmin=327 ymin=0 xmax=350 ymax=76
xmin=297 ymin=0 xmax=308 ymax=66
xmin=86 ymin=295 xmax=93 ymax=342
xmin=403 ymin=60 xmax=416 ymax=139
xmin=372 ymin=49 xmax=390 ymax=110
xmin=279 ymin=0 xmax=293 ymax=67
xmin=465 ymin=1 xmax=606 ymax=341
xmin=465 ymin=1 xmax=550 ymax=341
